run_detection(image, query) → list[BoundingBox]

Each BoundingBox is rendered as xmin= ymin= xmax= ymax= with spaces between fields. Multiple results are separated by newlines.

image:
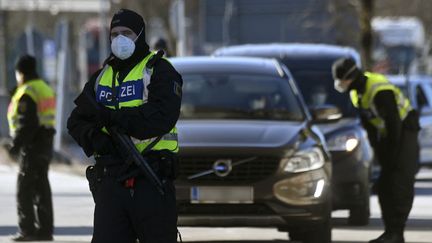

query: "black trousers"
xmin=91 ymin=173 xmax=178 ymax=243
xmin=376 ymin=127 xmax=419 ymax=234
xmin=17 ymin=154 xmax=53 ymax=237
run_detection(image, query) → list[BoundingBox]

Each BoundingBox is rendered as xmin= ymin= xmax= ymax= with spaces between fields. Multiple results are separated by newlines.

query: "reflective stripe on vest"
xmin=349 ymin=72 xmax=411 ymax=134
xmin=7 ymin=79 xmax=56 ymax=137
xmin=95 ymin=52 xmax=179 ymax=153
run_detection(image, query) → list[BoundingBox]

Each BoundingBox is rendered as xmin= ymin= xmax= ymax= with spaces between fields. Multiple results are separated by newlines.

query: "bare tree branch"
xmin=358 ymin=0 xmax=373 ymax=70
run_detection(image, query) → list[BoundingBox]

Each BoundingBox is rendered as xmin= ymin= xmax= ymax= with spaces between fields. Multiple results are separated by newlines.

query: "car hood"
xmin=177 ymin=120 xmax=305 ymax=148
xmin=316 ymin=118 xmax=360 ymax=135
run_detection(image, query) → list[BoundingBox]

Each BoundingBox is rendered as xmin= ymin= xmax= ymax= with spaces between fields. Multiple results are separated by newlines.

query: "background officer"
xmin=7 ymin=55 xmax=56 ymax=241
xmin=152 ymin=37 xmax=172 ymax=57
xmin=67 ymin=9 xmax=182 ymax=243
xmin=332 ymin=58 xmax=420 ymax=243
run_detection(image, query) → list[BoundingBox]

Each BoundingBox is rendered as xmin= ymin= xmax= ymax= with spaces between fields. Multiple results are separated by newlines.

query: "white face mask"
xmin=15 ymin=71 xmax=24 ymax=85
xmin=110 ymin=28 xmax=143 ymax=60
xmin=334 ymin=79 xmax=352 ymax=93
xmin=111 ymin=35 xmax=136 ymax=60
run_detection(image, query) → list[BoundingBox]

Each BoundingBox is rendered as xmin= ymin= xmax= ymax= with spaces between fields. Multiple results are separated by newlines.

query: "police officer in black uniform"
xmin=67 ymin=9 xmax=182 ymax=243
xmin=332 ymin=58 xmax=420 ymax=243
xmin=7 ymin=55 xmax=56 ymax=241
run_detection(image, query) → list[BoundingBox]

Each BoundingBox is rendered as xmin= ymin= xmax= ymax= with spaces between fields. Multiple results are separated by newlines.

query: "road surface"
xmin=0 ymin=159 xmax=431 ymax=243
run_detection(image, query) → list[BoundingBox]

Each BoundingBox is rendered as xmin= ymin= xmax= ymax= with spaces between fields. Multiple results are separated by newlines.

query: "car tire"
xmin=348 ymin=186 xmax=370 ymax=226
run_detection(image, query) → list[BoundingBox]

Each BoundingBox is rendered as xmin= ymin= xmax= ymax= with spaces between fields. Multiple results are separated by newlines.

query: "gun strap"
xmin=122 ymin=136 xmax=162 ymax=168
xmin=110 ymin=52 xmax=163 ymax=167
xmin=119 ymin=135 xmax=162 ymax=180
xmin=141 ymin=135 xmax=163 ymax=155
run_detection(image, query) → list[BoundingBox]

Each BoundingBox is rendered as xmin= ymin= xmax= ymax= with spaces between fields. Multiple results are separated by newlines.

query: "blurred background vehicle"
xmin=387 ymin=74 xmax=432 ymax=167
xmin=172 ymin=56 xmax=335 ymax=243
xmin=214 ymin=43 xmax=374 ymax=226
xmin=372 ymin=17 xmax=428 ymax=75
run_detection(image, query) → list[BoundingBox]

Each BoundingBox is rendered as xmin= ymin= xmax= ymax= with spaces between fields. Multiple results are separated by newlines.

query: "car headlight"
xmin=327 ymin=132 xmax=359 ymax=152
xmin=282 ymin=147 xmax=325 ymax=173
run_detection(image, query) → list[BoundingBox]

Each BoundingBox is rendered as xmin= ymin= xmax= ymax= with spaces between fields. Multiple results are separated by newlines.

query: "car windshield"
xmin=281 ymin=59 xmax=357 ymax=117
xmin=180 ymin=73 xmax=305 ymax=121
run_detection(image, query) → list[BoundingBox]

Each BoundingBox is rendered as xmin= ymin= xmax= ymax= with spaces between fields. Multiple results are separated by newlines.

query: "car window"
xmin=418 ymin=83 xmax=432 ymax=110
xmin=285 ymin=69 xmax=357 ymax=117
xmin=180 ymin=73 xmax=305 ymax=121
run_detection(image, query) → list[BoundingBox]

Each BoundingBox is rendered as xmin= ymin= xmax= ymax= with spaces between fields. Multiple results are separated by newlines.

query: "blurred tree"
xmin=358 ymin=0 xmax=373 ymax=70
xmin=327 ymin=0 xmax=360 ymax=48
xmin=330 ymin=0 xmax=372 ymax=69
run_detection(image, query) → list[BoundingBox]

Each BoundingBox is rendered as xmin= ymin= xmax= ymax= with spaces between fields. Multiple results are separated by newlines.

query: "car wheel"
xmin=348 ymin=186 xmax=370 ymax=226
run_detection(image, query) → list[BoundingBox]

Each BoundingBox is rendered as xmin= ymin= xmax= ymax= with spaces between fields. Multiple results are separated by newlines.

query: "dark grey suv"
xmin=171 ymin=56 xmax=334 ymax=243
xmin=214 ymin=43 xmax=374 ymax=225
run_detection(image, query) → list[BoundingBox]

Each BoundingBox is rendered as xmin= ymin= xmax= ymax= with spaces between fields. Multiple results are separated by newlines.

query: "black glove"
xmin=109 ymin=108 xmax=131 ymax=131
xmin=403 ymin=110 xmax=421 ymax=132
xmin=7 ymin=145 xmax=20 ymax=161
xmin=91 ymin=130 xmax=116 ymax=155
xmin=94 ymin=106 xmax=114 ymax=129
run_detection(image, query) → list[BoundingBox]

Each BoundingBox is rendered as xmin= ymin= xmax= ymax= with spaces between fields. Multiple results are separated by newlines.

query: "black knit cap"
xmin=332 ymin=58 xmax=360 ymax=80
xmin=15 ymin=54 xmax=37 ymax=76
xmin=110 ymin=9 xmax=145 ymax=36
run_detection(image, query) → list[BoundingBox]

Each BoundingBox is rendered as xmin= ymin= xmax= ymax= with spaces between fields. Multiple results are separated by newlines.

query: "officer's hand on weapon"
xmin=1 ymin=140 xmax=11 ymax=151
xmin=5 ymin=144 xmax=20 ymax=161
xmin=91 ymin=130 xmax=116 ymax=155
xmin=93 ymin=103 xmax=130 ymax=133
xmin=95 ymin=106 xmax=114 ymax=129
xmin=1 ymin=139 xmax=18 ymax=161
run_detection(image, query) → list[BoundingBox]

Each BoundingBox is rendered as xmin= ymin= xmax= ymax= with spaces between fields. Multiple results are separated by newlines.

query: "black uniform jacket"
xmin=67 ymin=56 xmax=183 ymax=157
xmin=361 ymin=90 xmax=402 ymax=163
xmin=11 ymin=93 xmax=55 ymax=156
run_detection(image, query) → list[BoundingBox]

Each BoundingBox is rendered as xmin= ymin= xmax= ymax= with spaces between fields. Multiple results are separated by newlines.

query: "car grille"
xmin=178 ymin=156 xmax=280 ymax=183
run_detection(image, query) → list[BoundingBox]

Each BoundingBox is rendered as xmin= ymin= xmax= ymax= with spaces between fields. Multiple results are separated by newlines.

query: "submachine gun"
xmin=77 ymin=50 xmax=165 ymax=195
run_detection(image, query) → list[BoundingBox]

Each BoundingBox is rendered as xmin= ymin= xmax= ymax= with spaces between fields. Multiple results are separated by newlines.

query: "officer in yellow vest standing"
xmin=67 ymin=9 xmax=182 ymax=243
xmin=7 ymin=55 xmax=56 ymax=241
xmin=332 ymin=58 xmax=420 ymax=243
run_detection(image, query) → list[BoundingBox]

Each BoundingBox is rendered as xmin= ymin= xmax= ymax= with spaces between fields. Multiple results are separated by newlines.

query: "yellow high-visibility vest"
xmin=95 ymin=52 xmax=179 ymax=153
xmin=350 ymin=72 xmax=411 ymax=134
xmin=7 ymin=79 xmax=56 ymax=137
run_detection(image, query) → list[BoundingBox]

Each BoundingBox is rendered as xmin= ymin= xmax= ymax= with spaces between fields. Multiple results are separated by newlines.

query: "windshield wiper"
xmin=181 ymin=105 xmax=302 ymax=120
xmin=246 ymin=108 xmax=302 ymax=120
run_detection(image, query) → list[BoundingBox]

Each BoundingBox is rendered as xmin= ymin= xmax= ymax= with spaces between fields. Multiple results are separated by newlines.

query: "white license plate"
xmin=190 ymin=186 xmax=254 ymax=204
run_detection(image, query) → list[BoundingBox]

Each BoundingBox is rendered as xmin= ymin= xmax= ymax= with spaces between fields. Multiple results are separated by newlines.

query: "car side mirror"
xmin=310 ymin=105 xmax=343 ymax=123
